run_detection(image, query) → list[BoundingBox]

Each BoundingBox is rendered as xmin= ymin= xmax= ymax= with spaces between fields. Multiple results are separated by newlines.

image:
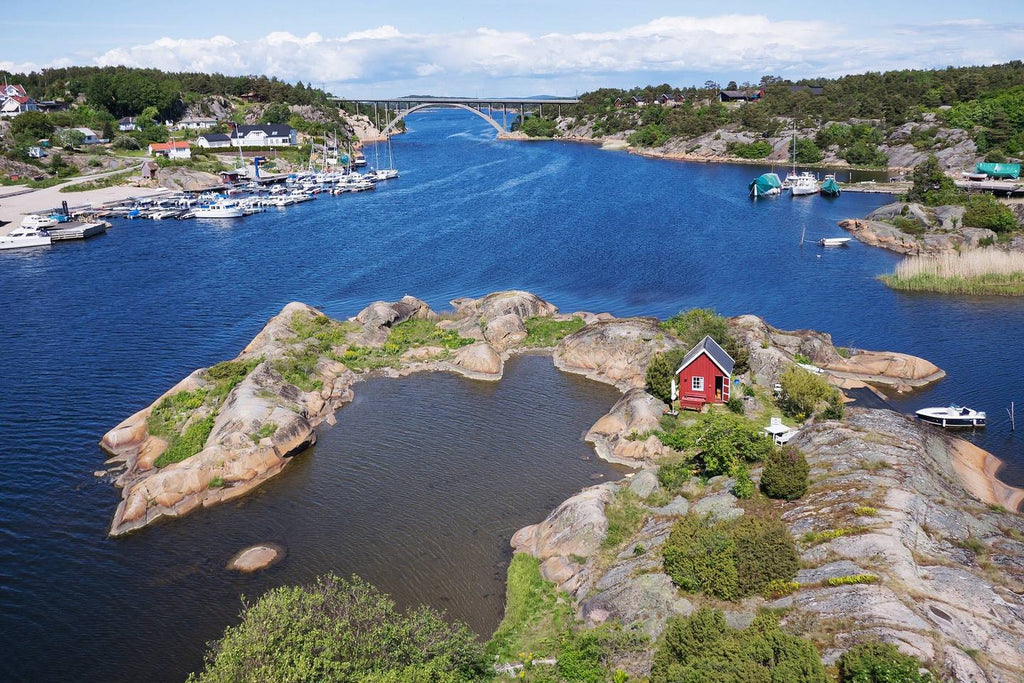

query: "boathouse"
xmin=674 ymin=336 xmax=735 ymax=411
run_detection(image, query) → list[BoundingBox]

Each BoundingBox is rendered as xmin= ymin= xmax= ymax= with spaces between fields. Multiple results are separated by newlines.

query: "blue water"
xmin=1 ymin=108 xmax=1023 ymax=681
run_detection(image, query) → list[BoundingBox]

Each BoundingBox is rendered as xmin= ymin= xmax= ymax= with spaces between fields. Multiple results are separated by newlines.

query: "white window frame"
xmin=691 ymin=376 xmax=704 ymax=392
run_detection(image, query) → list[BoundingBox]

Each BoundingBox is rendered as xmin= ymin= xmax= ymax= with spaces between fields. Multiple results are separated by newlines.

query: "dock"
xmin=49 ymin=221 xmax=109 ymax=241
xmin=955 ymin=179 xmax=1024 ymax=195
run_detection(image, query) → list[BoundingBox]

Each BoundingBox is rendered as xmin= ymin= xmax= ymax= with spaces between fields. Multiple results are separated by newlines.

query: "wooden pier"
xmin=48 ymin=221 xmax=109 ymax=241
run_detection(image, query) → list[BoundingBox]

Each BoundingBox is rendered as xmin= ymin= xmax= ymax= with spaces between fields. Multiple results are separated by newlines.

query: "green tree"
xmin=760 ymin=446 xmax=810 ymax=500
xmin=188 ymin=574 xmax=488 ymax=683
xmin=260 ymin=102 xmax=292 ymax=124
xmin=793 ymin=137 xmax=823 ymax=163
xmin=520 ymin=115 xmax=558 ymax=137
xmin=661 ymin=308 xmax=730 ymax=347
xmin=905 ymin=155 xmax=963 ymax=206
xmin=10 ymin=111 xmax=55 ymax=141
xmin=645 ymin=348 xmax=688 ymax=404
xmin=53 ymin=128 xmax=85 ymax=149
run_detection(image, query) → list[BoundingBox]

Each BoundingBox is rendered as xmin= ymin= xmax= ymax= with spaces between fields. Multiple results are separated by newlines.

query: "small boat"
xmin=818 ymin=237 xmax=851 ymax=247
xmin=820 ymin=175 xmax=841 ymax=196
xmin=369 ymin=168 xmax=399 ymax=182
xmin=916 ymin=406 xmax=986 ymax=429
xmin=21 ymin=214 xmax=59 ymax=230
xmin=0 ymin=225 xmax=52 ymax=250
xmin=749 ymin=172 xmax=782 ymax=197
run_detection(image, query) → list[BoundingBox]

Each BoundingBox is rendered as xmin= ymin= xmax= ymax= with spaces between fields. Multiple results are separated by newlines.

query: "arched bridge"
xmin=330 ymin=96 xmax=580 ymax=136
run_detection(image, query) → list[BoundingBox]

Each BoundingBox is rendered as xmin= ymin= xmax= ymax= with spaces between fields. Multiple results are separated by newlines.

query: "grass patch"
xmin=825 ymin=574 xmax=878 ymax=587
xmin=763 ymin=579 xmax=800 ymax=599
xmin=203 ymin=357 xmax=262 ymax=397
xmin=154 ymin=414 xmax=216 ymax=468
xmin=273 ymin=347 xmax=324 ymax=392
xmin=486 ymin=554 xmax=573 ymax=661
xmin=602 ymin=490 xmax=645 ymax=550
xmin=60 ymin=169 xmax=134 ymax=192
xmin=290 ymin=312 xmax=358 ymax=352
xmin=881 ymin=248 xmax=1024 ymax=296
xmin=250 ymin=422 xmax=277 ymax=443
xmin=340 ymin=318 xmax=474 ymax=371
xmin=147 ymin=388 xmax=209 ymax=439
xmin=853 ymin=505 xmax=879 ymax=517
xmin=522 ymin=316 xmax=585 ymax=347
xmin=209 ymin=475 xmax=226 ymax=489
xmin=802 ymin=526 xmax=868 ymax=546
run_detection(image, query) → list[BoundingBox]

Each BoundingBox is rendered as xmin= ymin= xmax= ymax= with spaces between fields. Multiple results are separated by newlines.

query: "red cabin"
xmin=674 ymin=336 xmax=735 ymax=411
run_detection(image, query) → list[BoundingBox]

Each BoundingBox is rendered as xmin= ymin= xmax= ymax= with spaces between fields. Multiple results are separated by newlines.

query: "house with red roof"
xmin=148 ymin=140 xmax=192 ymax=159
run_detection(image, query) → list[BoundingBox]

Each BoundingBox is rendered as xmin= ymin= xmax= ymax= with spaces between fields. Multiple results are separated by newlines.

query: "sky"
xmin=2 ymin=1 xmax=1023 ymax=97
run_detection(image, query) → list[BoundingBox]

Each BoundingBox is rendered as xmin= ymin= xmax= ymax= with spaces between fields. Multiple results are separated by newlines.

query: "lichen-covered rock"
xmin=451 ymin=290 xmax=557 ymax=323
xmin=628 ymin=469 xmax=660 ymax=498
xmin=354 ymin=295 xmax=433 ymax=344
xmin=483 ymin=313 xmax=527 ymax=351
xmin=511 ymin=483 xmax=616 ymax=565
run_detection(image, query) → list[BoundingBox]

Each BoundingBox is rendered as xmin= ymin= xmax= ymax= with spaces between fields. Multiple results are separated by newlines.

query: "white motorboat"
xmin=369 ymin=168 xmax=399 ymax=181
xmin=790 ymin=172 xmax=820 ymax=196
xmin=353 ymin=153 xmax=367 ymax=167
xmin=1 ymin=225 xmax=52 ymax=250
xmin=819 ymin=237 xmax=851 ymax=247
xmin=150 ymin=210 xmax=180 ymax=220
xmin=915 ymin=406 xmax=986 ymax=429
xmin=21 ymin=214 xmax=59 ymax=230
xmin=194 ymin=201 xmax=244 ymax=218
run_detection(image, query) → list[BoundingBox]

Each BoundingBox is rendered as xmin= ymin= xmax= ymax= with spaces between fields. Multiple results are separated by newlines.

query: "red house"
xmin=674 ymin=336 xmax=735 ymax=411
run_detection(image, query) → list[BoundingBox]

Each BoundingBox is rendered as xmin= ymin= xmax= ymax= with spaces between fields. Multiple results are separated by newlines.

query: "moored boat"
xmin=194 ymin=201 xmax=245 ymax=218
xmin=790 ymin=172 xmax=820 ymax=196
xmin=818 ymin=237 xmax=851 ymax=247
xmin=21 ymin=214 xmax=59 ymax=230
xmin=915 ymin=405 xmax=986 ymax=429
xmin=821 ymin=174 xmax=841 ymax=196
xmin=0 ymin=225 xmax=52 ymax=250
xmin=749 ymin=172 xmax=782 ymax=197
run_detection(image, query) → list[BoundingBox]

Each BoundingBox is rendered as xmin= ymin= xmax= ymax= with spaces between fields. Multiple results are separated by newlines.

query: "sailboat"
xmin=784 ymin=123 xmax=819 ymax=196
xmin=749 ymin=172 xmax=782 ymax=197
xmin=368 ymin=134 xmax=399 ymax=182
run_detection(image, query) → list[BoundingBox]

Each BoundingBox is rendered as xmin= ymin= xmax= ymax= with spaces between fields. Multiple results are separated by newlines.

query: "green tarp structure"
xmin=821 ymin=177 xmax=841 ymax=195
xmin=749 ymin=172 xmax=782 ymax=197
xmin=976 ymin=162 xmax=1021 ymax=179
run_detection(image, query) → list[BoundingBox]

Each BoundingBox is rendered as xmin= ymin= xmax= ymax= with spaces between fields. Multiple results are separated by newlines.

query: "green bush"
xmin=732 ymin=465 xmax=754 ymax=499
xmin=963 ymin=193 xmax=1019 ymax=232
xmin=189 ymin=574 xmax=487 ymax=682
xmin=155 ymin=414 xmax=216 ymax=467
xmin=657 ymin=411 xmax=774 ymax=477
xmin=826 ymin=574 xmax=878 ymax=587
xmin=651 ymin=609 xmax=826 ymax=683
xmin=520 ymin=116 xmax=558 ymax=137
xmin=893 ymin=215 xmax=926 ymax=236
xmin=727 ymin=140 xmax=773 ymax=159
xmin=726 ymin=396 xmax=744 ymax=414
xmin=556 ymin=624 xmax=648 ymax=682
xmin=645 ymin=348 xmax=688 ymax=404
xmin=778 ymin=365 xmax=836 ymax=419
xmin=822 ymin=390 xmax=846 ymax=420
xmin=838 ymin=642 xmax=935 ymax=683
xmin=273 ymin=348 xmax=323 ymax=392
xmin=628 ymin=124 xmax=669 ymax=148
xmin=906 ymin=155 xmax=963 ymax=206
xmin=760 ymin=446 xmax=810 ymax=501
xmin=661 ymin=308 xmax=730 ymax=347
xmin=663 ymin=514 xmax=798 ymax=600
xmin=657 ymin=460 xmax=694 ymax=491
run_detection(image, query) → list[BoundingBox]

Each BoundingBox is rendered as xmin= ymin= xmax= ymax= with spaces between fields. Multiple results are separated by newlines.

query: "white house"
xmin=229 ymin=124 xmax=296 ymax=147
xmin=0 ymin=84 xmax=38 ymax=117
xmin=175 ymin=116 xmax=218 ymax=130
xmin=196 ymin=133 xmax=232 ymax=149
xmin=118 ymin=117 xmax=138 ymax=132
xmin=148 ymin=141 xmax=192 ymax=159
xmin=74 ymin=128 xmax=102 ymax=145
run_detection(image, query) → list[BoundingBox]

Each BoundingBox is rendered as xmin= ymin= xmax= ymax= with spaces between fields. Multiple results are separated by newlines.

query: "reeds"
xmin=880 ymin=248 xmax=1024 ymax=295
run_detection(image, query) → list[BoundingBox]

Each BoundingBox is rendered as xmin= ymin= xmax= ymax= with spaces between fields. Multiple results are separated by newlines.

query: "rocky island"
xmin=100 ymin=290 xmax=1023 ymax=681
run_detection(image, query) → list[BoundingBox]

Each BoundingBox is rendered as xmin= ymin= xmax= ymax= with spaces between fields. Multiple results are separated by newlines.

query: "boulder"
xmin=554 ymin=318 xmax=685 ymax=390
xmin=354 ymin=295 xmax=433 ymax=343
xmin=628 ymin=469 xmax=660 ymax=498
xmin=483 ymin=313 xmax=528 ymax=351
xmin=650 ymin=496 xmax=690 ymax=517
xmin=452 ymin=290 xmax=557 ymax=323
xmin=511 ymin=483 xmax=616 ymax=561
xmin=586 ymin=388 xmax=670 ymax=464
xmin=450 ymin=342 xmax=502 ymax=380
xmin=227 ymin=543 xmax=285 ymax=572
xmin=691 ymin=492 xmax=744 ymax=522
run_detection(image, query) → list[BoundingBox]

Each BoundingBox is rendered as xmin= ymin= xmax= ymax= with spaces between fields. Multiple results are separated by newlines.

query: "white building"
xmin=148 ymin=141 xmax=192 ymax=159
xmin=229 ymin=124 xmax=296 ymax=147
xmin=196 ymin=133 xmax=232 ymax=149
xmin=175 ymin=117 xmax=218 ymax=130
xmin=74 ymin=128 xmax=102 ymax=145
xmin=118 ymin=117 xmax=138 ymax=132
xmin=0 ymin=84 xmax=38 ymax=117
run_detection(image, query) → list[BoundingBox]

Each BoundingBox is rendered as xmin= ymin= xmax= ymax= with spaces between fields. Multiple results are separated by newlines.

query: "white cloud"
xmin=65 ymin=15 xmax=1024 ymax=95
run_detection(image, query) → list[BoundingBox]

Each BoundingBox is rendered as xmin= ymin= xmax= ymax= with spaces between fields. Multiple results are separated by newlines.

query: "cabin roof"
xmin=675 ymin=335 xmax=735 ymax=376
xmin=199 ymin=133 xmax=231 ymax=142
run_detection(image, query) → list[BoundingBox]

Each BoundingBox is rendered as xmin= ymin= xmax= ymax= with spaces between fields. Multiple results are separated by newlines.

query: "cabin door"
xmin=722 ymin=377 xmax=730 ymax=402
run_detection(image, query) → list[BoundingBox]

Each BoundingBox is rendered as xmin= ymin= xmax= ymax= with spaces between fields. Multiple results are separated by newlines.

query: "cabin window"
xmin=691 ymin=376 xmax=704 ymax=392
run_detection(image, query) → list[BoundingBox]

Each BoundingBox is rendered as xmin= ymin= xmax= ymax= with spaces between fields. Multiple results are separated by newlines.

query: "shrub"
xmin=661 ymin=308 xmax=730 ymax=348
xmin=778 ymin=365 xmax=836 ymax=419
xmin=645 ymin=348 xmax=688 ymax=404
xmin=520 ymin=116 xmax=558 ymax=137
xmin=760 ymin=446 xmax=810 ymax=500
xmin=906 ymin=155 xmax=963 ymax=206
xmin=764 ymin=579 xmax=800 ymax=599
xmin=557 ymin=624 xmax=648 ymax=683
xmin=821 ymin=391 xmax=846 ymax=420
xmin=727 ymin=140 xmax=773 ymax=159
xmin=893 ymin=215 xmax=926 ymax=236
xmin=963 ymin=193 xmax=1019 ymax=233
xmin=732 ymin=465 xmax=754 ymax=499
xmin=838 ymin=642 xmax=935 ymax=683
xmin=657 ymin=411 xmax=774 ymax=477
xmin=602 ymin=490 xmax=645 ymax=549
xmin=189 ymin=574 xmax=487 ymax=682
xmin=657 ymin=460 xmax=694 ymax=491
xmin=662 ymin=514 xmax=798 ymax=600
xmin=273 ymin=348 xmax=323 ymax=392
xmin=155 ymin=415 xmax=216 ymax=467
xmin=726 ymin=396 xmax=744 ymax=414
xmin=651 ymin=609 xmax=826 ymax=683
